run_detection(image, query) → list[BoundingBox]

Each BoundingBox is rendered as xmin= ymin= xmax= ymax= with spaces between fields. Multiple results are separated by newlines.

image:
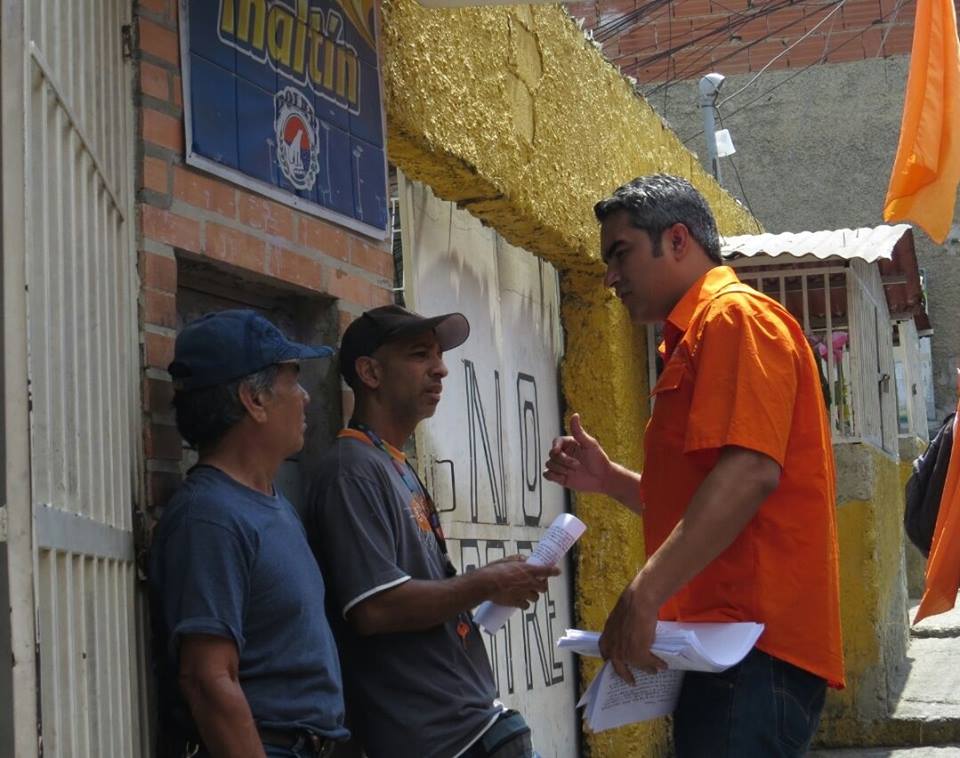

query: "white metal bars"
xmin=20 ymin=0 xmax=144 ymax=755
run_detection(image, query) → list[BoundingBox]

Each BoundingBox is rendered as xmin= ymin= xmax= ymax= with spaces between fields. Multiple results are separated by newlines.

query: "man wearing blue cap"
xmin=149 ymin=309 xmax=347 ymax=758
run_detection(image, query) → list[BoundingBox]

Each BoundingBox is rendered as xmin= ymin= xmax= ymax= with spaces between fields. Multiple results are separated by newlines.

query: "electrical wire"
xmin=716 ymin=110 xmax=764 ymax=233
xmin=679 ymin=2 xmax=904 ymax=146
xmin=875 ymin=0 xmax=911 ymax=57
xmin=635 ymin=1 xmax=825 ymax=97
xmin=717 ymin=0 xmax=847 ymax=107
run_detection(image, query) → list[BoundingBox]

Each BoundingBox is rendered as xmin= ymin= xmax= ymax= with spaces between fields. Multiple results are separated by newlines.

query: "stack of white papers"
xmin=560 ymin=621 xmax=764 ymax=732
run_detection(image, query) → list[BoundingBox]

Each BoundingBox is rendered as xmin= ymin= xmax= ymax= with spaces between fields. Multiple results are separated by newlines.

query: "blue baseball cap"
xmin=169 ymin=309 xmax=334 ymax=391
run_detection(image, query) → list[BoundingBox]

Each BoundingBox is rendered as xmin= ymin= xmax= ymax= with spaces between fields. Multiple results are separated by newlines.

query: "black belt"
xmin=258 ymin=728 xmax=335 ymax=757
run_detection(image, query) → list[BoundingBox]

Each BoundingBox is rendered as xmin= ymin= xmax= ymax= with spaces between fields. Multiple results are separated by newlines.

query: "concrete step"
xmin=815 ymin=605 xmax=960 ymax=751
xmin=910 ymin=599 xmax=960 ymax=640
xmin=890 ymin=637 xmax=960 ymax=723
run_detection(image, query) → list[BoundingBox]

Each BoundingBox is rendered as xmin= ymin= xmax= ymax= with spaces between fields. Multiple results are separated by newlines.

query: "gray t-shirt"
xmin=305 ymin=435 xmax=500 ymax=758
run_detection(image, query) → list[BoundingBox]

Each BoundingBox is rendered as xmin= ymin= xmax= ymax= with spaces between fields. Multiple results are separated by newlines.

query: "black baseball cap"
xmin=340 ymin=305 xmax=470 ymax=388
xmin=169 ymin=309 xmax=334 ymax=390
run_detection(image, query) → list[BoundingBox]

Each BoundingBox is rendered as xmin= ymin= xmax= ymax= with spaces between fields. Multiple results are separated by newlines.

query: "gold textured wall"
xmin=381 ymin=2 xmax=760 ymax=754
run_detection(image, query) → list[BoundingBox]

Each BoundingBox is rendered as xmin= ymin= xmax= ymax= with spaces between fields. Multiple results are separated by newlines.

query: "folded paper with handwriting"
xmin=560 ymin=621 xmax=764 ymax=732
xmin=474 ymin=513 xmax=586 ymax=633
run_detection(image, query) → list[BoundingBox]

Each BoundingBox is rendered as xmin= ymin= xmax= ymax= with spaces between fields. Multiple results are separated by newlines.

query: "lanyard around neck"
xmin=342 ymin=421 xmax=450 ymax=557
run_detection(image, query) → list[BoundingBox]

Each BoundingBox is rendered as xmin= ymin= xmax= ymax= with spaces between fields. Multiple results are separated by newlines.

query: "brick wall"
xmin=134 ymin=0 xmax=393 ymax=513
xmin=565 ymin=0 xmax=958 ymax=85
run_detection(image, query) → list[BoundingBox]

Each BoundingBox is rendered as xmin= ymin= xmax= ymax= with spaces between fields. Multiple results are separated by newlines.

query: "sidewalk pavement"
xmin=808 ymin=599 xmax=960 ymax=757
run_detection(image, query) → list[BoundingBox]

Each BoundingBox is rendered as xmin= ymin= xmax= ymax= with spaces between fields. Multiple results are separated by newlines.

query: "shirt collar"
xmin=660 ymin=265 xmax=741 ymax=359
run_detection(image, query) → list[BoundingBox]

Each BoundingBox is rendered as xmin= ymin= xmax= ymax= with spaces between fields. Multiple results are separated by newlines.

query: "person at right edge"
xmin=544 ymin=174 xmax=845 ymax=757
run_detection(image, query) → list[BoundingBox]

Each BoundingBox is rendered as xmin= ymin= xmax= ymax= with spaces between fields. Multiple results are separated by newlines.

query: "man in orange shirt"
xmin=544 ymin=175 xmax=844 ymax=756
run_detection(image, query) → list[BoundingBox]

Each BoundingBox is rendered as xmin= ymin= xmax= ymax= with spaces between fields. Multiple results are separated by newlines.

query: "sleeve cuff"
xmin=342 ymin=575 xmax=411 ymax=618
xmin=171 ymin=617 xmax=245 ymax=659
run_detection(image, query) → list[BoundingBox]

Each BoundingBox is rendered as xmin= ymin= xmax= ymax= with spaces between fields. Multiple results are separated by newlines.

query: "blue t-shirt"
xmin=150 ymin=465 xmax=347 ymax=738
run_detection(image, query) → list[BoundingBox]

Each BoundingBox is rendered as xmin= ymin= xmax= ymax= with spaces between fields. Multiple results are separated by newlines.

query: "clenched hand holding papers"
xmin=558 ymin=622 xmax=764 ymax=732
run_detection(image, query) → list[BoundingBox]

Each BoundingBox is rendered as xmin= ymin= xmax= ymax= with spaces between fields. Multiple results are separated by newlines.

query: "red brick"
xmin=841 ymin=1 xmax=884 ymax=30
xmin=747 ymin=39 xmax=788 ymax=70
xmin=145 ymin=422 xmax=183 ymax=460
xmin=368 ymin=284 xmax=393 ymax=307
xmin=204 ymin=222 xmax=268 ymax=272
xmin=734 ymin=13 xmax=770 ymax=43
xmin=824 ymin=30 xmax=868 ymax=63
xmin=300 ymin=216 xmax=351 ymax=262
xmin=785 ymin=34 xmax=830 ymax=68
xmin=861 ymin=26 xmax=885 ymax=57
xmin=174 ymin=166 xmax=236 ymax=217
xmin=878 ymin=24 xmax=915 ymax=56
xmin=716 ymin=54 xmax=750 ymax=75
xmin=269 ymin=246 xmax=326 ymax=291
xmin=172 ymin=74 xmax=183 ymax=109
xmin=141 ymin=205 xmax=201 ymax=251
xmin=617 ymin=25 xmax=659 ymax=58
xmin=338 ymin=309 xmax=355 ymax=337
xmin=673 ymin=0 xmax=712 ymax=18
xmin=139 ymin=18 xmax=179 ymax=65
xmin=144 ymin=376 xmax=174 ymax=412
xmin=350 ymin=239 xmax=393 ymax=279
xmin=635 ymin=60 xmax=670 ymax=83
xmin=326 ymin=269 xmax=374 ymax=306
xmin=142 ymin=108 xmax=184 ymax=153
xmin=237 ymin=193 xmax=296 ymax=242
xmin=143 ymin=288 xmax=177 ymax=329
xmin=145 ymin=331 xmax=175 ymax=368
xmin=140 ymin=61 xmax=170 ymax=101
xmin=140 ymin=250 xmax=178 ymax=293
xmin=143 ymin=155 xmax=169 ymax=194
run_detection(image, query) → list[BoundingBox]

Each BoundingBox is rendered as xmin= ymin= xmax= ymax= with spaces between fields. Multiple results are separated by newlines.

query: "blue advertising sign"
xmin=180 ymin=0 xmax=388 ymax=238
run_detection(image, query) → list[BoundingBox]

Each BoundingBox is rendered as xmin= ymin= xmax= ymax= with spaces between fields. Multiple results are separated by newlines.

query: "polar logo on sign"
xmin=274 ymin=87 xmax=321 ymax=191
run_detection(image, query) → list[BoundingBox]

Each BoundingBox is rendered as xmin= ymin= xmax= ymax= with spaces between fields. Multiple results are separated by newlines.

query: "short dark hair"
xmin=172 ymin=365 xmax=280 ymax=450
xmin=593 ymin=174 xmax=723 ymax=263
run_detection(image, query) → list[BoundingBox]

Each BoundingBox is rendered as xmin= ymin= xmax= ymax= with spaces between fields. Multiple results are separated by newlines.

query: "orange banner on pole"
xmin=883 ymin=0 xmax=960 ymax=244
xmin=915 ymin=399 xmax=960 ymax=624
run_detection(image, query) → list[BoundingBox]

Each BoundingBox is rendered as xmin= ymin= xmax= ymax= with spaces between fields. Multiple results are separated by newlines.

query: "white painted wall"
xmin=400 ymin=176 xmax=579 ymax=757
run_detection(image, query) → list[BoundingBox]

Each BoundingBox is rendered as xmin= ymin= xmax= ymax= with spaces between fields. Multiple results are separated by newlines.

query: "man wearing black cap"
xmin=305 ymin=305 xmax=558 ymax=758
xmin=149 ymin=309 xmax=348 ymax=758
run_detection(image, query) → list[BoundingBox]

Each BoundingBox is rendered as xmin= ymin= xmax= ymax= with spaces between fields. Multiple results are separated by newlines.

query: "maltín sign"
xmin=179 ymin=0 xmax=388 ymax=238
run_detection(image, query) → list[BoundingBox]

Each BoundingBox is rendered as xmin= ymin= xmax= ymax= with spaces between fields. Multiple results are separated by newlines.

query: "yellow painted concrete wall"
xmin=817 ymin=443 xmax=910 ymax=747
xmin=380 ymin=2 xmax=759 ymax=755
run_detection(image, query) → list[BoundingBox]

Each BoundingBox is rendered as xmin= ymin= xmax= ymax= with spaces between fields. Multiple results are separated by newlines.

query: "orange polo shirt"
xmin=642 ymin=266 xmax=845 ymax=688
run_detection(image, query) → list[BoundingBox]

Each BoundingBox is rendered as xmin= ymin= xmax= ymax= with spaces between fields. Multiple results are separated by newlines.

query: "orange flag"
xmin=883 ymin=0 xmax=960 ymax=244
xmin=914 ymin=398 xmax=960 ymax=623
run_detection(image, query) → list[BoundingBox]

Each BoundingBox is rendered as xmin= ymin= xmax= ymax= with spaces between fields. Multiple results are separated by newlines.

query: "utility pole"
xmin=698 ymin=72 xmax=725 ymax=182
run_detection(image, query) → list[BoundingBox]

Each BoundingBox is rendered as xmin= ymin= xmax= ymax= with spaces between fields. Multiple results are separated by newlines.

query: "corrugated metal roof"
xmin=721 ymin=224 xmax=912 ymax=262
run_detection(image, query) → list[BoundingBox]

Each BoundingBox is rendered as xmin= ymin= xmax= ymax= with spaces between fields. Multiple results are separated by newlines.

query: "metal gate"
xmin=1 ymin=1 xmax=144 ymax=756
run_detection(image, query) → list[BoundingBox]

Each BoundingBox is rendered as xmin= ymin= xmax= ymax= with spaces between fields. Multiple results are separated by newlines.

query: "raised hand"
xmin=542 ymin=413 xmax=613 ymax=494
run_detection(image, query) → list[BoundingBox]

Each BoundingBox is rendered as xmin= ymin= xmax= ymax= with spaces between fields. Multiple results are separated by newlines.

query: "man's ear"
xmin=669 ymin=223 xmax=691 ymax=259
xmin=238 ymin=381 xmax=269 ymax=424
xmin=354 ymin=356 xmax=382 ymax=391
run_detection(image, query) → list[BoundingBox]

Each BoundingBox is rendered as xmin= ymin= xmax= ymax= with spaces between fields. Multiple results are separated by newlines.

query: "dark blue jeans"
xmin=673 ymin=649 xmax=827 ymax=758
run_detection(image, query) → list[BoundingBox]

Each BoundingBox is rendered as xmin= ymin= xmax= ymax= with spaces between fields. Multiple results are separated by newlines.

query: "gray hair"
xmin=172 ymin=365 xmax=281 ymax=451
xmin=593 ymin=174 xmax=722 ymax=263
